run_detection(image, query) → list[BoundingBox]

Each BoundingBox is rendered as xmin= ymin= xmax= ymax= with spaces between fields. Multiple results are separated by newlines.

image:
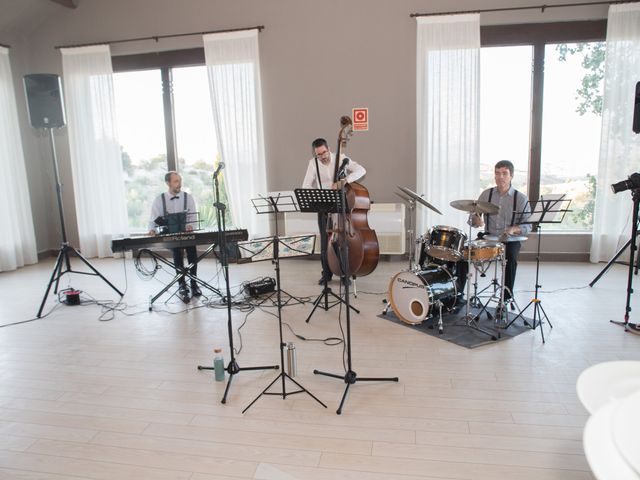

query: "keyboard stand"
xmin=141 ymin=242 xmax=222 ymax=309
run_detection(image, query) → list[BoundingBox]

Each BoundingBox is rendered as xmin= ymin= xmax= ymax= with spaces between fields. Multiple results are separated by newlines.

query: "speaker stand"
xmin=37 ymin=128 xmax=123 ymax=317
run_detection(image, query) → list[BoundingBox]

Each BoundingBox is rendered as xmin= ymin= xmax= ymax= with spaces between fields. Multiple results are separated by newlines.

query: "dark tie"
xmin=170 ymin=195 xmax=179 ymax=200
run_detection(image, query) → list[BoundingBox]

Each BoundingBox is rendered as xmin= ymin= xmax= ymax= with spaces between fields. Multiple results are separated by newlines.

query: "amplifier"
xmin=245 ymin=277 xmax=276 ymax=296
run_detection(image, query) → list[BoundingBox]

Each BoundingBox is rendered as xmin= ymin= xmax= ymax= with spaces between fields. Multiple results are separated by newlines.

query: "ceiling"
xmin=0 ymin=0 xmax=75 ymax=39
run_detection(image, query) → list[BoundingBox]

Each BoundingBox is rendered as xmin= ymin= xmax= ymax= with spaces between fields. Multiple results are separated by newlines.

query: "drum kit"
xmin=386 ymin=188 xmax=523 ymax=336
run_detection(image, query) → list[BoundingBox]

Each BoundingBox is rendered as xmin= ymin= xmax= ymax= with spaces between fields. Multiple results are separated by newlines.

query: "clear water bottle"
xmin=213 ymin=348 xmax=225 ymax=382
xmin=286 ymin=342 xmax=297 ymax=377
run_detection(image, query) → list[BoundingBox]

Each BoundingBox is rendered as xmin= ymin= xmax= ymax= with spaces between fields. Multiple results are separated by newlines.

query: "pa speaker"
xmin=634 ymin=81 xmax=640 ymax=134
xmin=23 ymin=73 xmax=66 ymax=128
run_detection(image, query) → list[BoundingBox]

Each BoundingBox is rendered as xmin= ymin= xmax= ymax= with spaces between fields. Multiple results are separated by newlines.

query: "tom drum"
xmin=425 ymin=225 xmax=467 ymax=262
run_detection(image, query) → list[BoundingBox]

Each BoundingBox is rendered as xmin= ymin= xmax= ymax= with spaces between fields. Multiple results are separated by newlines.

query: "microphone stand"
xmin=197 ymin=167 xmax=278 ymax=403
xmin=313 ymin=173 xmax=398 ymax=415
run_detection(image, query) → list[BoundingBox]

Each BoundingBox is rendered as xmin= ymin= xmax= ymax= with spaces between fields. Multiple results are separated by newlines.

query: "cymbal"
xmin=450 ymin=199 xmax=499 ymax=215
xmin=394 ymin=191 xmax=412 ymax=203
xmin=397 ymin=186 xmax=442 ymax=215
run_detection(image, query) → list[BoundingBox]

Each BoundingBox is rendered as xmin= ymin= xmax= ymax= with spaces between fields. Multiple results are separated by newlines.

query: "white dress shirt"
xmin=302 ymin=153 xmax=366 ymax=189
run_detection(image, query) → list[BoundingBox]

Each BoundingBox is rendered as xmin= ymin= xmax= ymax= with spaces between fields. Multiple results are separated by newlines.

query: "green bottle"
xmin=213 ymin=348 xmax=225 ymax=382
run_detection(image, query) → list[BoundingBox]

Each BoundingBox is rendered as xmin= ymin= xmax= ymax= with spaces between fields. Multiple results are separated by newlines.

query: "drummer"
xmin=465 ymin=160 xmax=532 ymax=302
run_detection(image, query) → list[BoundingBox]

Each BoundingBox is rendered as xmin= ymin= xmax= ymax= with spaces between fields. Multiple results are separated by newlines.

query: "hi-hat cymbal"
xmin=397 ymin=186 xmax=442 ymax=215
xmin=450 ymin=199 xmax=499 ymax=215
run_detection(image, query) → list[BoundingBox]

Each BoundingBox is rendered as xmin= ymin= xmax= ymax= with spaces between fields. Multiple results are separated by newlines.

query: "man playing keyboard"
xmin=148 ymin=171 xmax=200 ymax=302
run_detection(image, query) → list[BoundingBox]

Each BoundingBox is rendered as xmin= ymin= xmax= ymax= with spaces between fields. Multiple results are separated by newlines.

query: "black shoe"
xmin=178 ymin=284 xmax=191 ymax=303
xmin=318 ymin=275 xmax=333 ymax=285
xmin=191 ymin=283 xmax=202 ymax=297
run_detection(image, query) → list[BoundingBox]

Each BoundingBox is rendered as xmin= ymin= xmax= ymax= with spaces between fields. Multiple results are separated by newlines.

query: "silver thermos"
xmin=286 ymin=342 xmax=297 ymax=377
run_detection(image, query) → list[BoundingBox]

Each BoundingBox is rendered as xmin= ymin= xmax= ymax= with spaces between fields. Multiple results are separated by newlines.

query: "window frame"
xmin=480 ymin=20 xmax=606 ymax=203
xmin=112 ymin=48 xmax=206 ymax=171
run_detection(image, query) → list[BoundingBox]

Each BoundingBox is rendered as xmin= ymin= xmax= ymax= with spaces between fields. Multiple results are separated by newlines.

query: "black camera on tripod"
xmin=611 ymin=173 xmax=640 ymax=194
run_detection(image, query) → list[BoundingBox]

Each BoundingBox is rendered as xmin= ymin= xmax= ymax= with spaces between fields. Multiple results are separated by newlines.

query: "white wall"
xmin=0 ymin=0 xmax=609 ymax=256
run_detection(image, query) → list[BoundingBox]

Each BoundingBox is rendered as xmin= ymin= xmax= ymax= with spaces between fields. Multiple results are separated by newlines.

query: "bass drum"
xmin=388 ymin=267 xmax=458 ymax=325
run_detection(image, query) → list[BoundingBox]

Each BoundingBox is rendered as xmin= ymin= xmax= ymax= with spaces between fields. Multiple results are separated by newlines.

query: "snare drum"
xmin=425 ymin=226 xmax=467 ymax=262
xmin=388 ymin=267 xmax=458 ymax=325
xmin=461 ymin=240 xmax=504 ymax=262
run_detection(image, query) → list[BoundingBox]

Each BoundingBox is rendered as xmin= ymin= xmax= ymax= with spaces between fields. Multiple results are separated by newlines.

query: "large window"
xmin=113 ymin=69 xmax=167 ymax=230
xmin=112 ymin=51 xmax=228 ymax=232
xmin=480 ymin=20 xmax=606 ymax=232
xmin=540 ymin=42 xmax=603 ymax=231
xmin=480 ymin=46 xmax=533 ymax=194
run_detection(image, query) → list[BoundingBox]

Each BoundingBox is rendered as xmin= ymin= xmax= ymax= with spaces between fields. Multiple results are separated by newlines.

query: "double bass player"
xmin=302 ymin=137 xmax=366 ymax=285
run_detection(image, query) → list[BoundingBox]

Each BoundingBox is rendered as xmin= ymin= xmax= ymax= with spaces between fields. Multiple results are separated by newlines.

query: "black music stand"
xmin=37 ymin=128 xmax=123 ymax=317
xmin=197 ymin=171 xmax=278 ymax=404
xmin=241 ymin=195 xmax=306 ymax=307
xmin=294 ymin=188 xmax=360 ymax=323
xmin=505 ymin=195 xmax=571 ymax=343
xmin=298 ymin=185 xmax=398 ymax=414
xmin=240 ymin=193 xmax=326 ymax=413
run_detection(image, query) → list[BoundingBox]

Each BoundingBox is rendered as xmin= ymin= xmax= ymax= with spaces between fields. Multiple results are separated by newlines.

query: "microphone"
xmin=213 ymin=162 xmax=225 ymax=178
xmin=338 ymin=157 xmax=350 ymax=178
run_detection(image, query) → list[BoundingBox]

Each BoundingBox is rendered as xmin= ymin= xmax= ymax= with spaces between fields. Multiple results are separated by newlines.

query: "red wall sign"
xmin=352 ymin=108 xmax=368 ymax=131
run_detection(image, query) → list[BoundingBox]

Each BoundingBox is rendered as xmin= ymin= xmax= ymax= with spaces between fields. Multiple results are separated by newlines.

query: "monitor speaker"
xmin=23 ymin=73 xmax=66 ymax=128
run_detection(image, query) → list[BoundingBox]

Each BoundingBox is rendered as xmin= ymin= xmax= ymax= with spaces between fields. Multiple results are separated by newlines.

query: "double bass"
xmin=327 ymin=116 xmax=379 ymax=278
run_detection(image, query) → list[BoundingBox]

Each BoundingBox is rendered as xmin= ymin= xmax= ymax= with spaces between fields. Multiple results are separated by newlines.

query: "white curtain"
xmin=416 ymin=14 xmax=480 ymax=235
xmin=0 ymin=47 xmax=37 ymax=271
xmin=590 ymin=4 xmax=640 ymax=262
xmin=203 ymin=29 xmax=268 ymax=237
xmin=61 ymin=45 xmax=128 ymax=258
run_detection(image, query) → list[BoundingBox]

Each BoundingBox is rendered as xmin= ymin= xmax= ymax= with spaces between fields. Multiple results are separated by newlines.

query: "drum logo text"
xmin=397 ymin=277 xmax=420 ymax=288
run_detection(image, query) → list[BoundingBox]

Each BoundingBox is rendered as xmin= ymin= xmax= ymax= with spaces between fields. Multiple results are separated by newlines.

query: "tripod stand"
xmin=308 ymin=183 xmax=398 ymax=414
xmin=37 ymin=128 xmax=123 ymax=318
xmin=611 ymin=188 xmax=640 ymax=333
xmin=197 ymin=168 xmax=278 ymax=403
xmin=241 ymin=193 xmax=326 ymax=413
xmin=294 ymin=188 xmax=360 ymax=323
xmin=505 ymin=196 xmax=570 ymax=342
xmin=589 ymin=214 xmax=640 ymax=287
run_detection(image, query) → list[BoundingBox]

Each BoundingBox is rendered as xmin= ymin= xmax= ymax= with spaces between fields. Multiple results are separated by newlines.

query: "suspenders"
xmin=485 ymin=187 xmax=519 ymax=232
xmin=160 ymin=191 xmax=188 ymax=217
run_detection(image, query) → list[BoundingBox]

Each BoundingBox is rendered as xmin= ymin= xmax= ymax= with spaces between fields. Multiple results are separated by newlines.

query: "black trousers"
xmin=317 ymin=212 xmax=331 ymax=279
xmin=454 ymin=241 xmax=521 ymax=300
xmin=172 ymin=246 xmax=198 ymax=285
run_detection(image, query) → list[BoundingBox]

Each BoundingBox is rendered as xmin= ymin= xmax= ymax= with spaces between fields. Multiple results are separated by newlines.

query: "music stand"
xmin=299 ymin=185 xmax=398 ymax=414
xmin=197 ymin=172 xmax=278 ymax=404
xmin=238 ymin=194 xmax=307 ymax=307
xmin=505 ymin=194 xmax=571 ymax=342
xmin=294 ymin=188 xmax=360 ymax=323
xmin=240 ymin=193 xmax=326 ymax=413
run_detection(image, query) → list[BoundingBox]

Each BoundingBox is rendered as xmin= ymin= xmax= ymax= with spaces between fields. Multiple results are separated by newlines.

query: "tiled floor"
xmin=0 ymin=254 xmax=638 ymax=479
